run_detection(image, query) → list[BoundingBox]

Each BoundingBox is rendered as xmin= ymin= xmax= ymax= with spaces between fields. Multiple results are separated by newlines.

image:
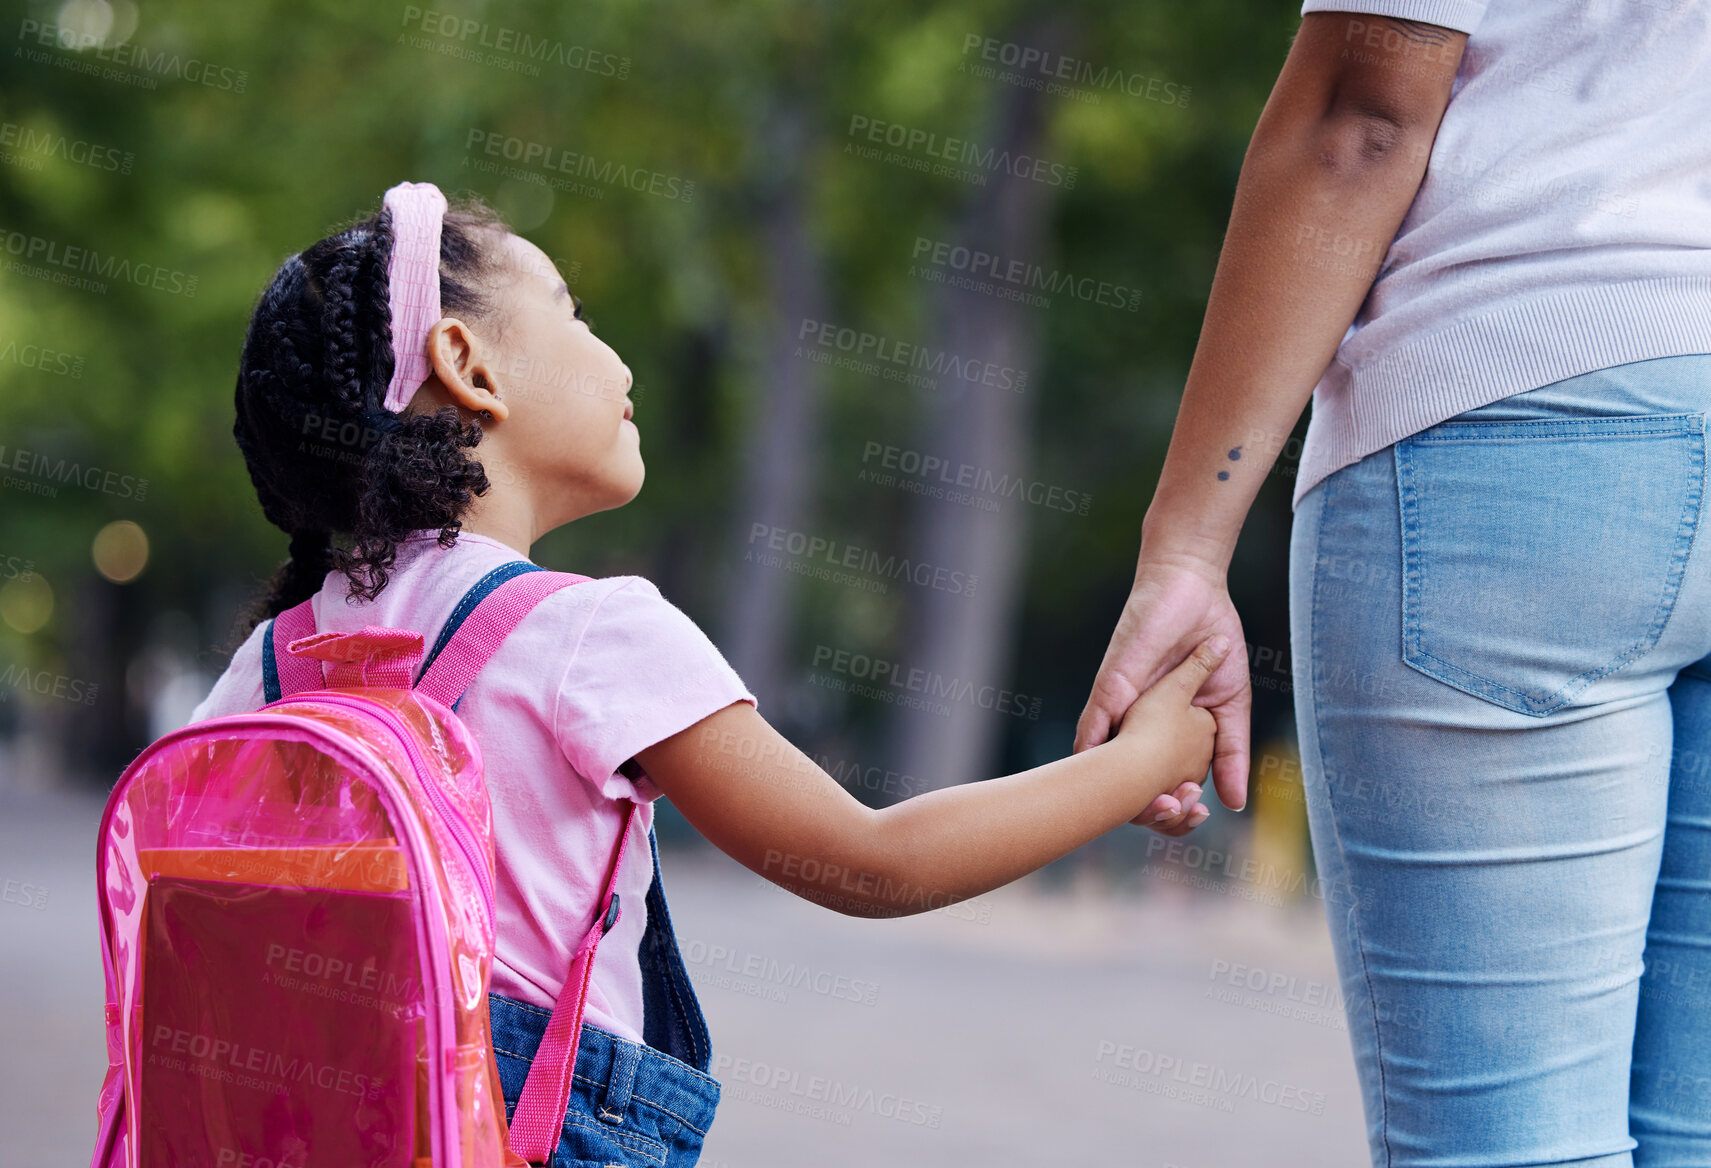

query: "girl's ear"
xmin=420 ymin=316 xmax=510 ymax=421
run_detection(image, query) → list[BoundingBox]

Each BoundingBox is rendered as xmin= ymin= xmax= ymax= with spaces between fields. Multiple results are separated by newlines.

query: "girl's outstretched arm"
xmin=635 ymin=635 xmax=1229 ymax=917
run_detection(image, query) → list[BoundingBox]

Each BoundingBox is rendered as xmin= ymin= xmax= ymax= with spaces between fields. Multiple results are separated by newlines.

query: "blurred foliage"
xmin=0 ymin=0 xmax=1307 ymax=798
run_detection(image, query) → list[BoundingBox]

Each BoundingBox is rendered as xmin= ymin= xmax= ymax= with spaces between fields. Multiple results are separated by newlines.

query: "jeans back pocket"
xmin=1395 ymin=412 xmax=1705 ymax=716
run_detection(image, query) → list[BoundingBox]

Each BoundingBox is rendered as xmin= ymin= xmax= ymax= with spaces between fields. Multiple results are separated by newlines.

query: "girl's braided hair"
xmin=232 ymin=192 xmax=511 ymax=631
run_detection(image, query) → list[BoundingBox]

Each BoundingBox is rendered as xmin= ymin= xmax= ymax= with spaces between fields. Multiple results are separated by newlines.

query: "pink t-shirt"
xmin=189 ymin=531 xmax=756 ymax=1043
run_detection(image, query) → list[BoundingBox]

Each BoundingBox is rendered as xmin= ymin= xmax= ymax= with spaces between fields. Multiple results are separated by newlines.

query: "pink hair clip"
xmin=381 ymin=180 xmax=448 ymax=414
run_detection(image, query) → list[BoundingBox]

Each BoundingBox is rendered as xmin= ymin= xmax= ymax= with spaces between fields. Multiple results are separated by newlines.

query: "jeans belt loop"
xmin=598 ymin=1037 xmax=640 ymax=1124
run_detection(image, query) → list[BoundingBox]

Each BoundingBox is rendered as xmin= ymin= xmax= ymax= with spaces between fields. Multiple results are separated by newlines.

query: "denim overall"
xmin=488 ymin=827 xmax=720 ymax=1168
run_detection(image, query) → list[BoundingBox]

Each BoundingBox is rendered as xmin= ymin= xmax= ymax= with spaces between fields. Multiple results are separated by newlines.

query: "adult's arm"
xmin=1076 ymin=11 xmax=1469 ymax=830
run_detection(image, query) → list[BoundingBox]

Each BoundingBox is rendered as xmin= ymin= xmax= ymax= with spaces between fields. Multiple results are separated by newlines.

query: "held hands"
xmin=1110 ymin=632 xmax=1229 ymax=819
xmin=1077 ymin=555 xmax=1252 ymax=837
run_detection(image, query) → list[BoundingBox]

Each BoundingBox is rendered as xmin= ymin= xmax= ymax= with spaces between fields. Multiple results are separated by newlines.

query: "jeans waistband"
xmin=1460 ymin=352 xmax=1711 ymax=422
xmin=487 ymin=990 xmax=721 ymax=1136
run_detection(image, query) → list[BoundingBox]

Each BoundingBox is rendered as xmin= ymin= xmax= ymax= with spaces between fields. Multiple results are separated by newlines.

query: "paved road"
xmin=0 ymin=783 xmax=1366 ymax=1167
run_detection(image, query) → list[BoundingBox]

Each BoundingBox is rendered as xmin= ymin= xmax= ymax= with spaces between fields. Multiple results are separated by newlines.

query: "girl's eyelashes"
xmin=571 ymin=294 xmax=594 ymax=331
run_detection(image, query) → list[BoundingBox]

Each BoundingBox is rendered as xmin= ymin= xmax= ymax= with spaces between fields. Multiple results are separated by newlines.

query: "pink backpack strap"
xmin=414 ymin=567 xmax=591 ymax=708
xmin=508 ymin=798 xmax=640 ymax=1164
xmin=265 ymin=598 xmax=323 ymax=701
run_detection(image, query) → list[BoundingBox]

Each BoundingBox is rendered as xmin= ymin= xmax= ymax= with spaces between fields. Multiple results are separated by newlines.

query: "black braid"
xmin=270 ymin=529 xmax=334 ymax=613
xmin=233 ymin=189 xmax=511 ymax=634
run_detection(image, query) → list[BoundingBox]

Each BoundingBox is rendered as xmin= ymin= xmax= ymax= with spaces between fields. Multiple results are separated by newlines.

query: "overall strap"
xmin=414 ymin=565 xmax=591 ymax=709
xmin=508 ymin=798 xmax=639 ymax=1165
xmin=262 ymin=599 xmax=322 ymax=702
xmin=418 ymin=560 xmax=546 ymax=678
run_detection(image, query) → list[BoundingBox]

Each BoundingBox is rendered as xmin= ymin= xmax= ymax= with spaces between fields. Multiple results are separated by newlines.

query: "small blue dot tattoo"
xmin=1216 ymin=446 xmax=1242 ymax=480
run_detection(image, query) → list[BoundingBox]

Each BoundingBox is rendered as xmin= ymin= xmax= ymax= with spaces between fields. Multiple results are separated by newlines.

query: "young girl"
xmin=193 ymin=180 xmax=1228 ymax=1167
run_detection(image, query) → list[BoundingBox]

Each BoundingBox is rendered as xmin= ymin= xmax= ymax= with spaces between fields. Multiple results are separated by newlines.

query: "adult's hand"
xmin=1075 ymin=553 xmax=1249 ymax=836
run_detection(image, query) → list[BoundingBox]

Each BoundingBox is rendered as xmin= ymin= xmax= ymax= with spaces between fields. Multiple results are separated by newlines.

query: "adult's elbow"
xmin=1275 ymin=12 xmax=1466 ymax=179
xmin=1311 ymin=105 xmax=1428 ymax=179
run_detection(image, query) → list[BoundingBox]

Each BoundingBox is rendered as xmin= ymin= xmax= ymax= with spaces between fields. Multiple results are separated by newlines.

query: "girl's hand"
xmin=1075 ymin=554 xmax=1251 ymax=836
xmin=1111 ymin=633 xmax=1226 ymax=804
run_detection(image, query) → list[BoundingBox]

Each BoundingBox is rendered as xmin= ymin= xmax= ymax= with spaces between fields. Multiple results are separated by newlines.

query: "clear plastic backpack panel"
xmin=365 ymin=689 xmax=517 ymax=1168
xmin=337 ymin=689 xmax=500 ymax=996
xmin=109 ymin=731 xmax=427 ymax=1167
xmin=357 ymin=689 xmax=488 ymax=841
xmin=316 ymin=690 xmax=516 ymax=1168
xmin=305 ymin=690 xmax=504 ymax=1018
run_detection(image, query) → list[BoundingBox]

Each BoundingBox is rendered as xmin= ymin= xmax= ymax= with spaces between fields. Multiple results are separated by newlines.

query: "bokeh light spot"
xmin=0 ymin=574 xmax=54 ymax=635
xmin=93 ymin=520 xmax=150 ymax=584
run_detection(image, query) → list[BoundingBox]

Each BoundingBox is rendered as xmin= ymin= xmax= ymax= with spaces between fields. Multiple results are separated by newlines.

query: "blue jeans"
xmin=489 ymin=829 xmax=720 ymax=1167
xmin=1290 ymin=354 xmax=1711 ymax=1167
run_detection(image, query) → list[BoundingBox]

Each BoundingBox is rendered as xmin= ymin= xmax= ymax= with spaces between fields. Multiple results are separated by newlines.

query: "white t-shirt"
xmin=191 ymin=531 xmax=756 ymax=1042
xmin=1293 ymin=0 xmax=1711 ymax=509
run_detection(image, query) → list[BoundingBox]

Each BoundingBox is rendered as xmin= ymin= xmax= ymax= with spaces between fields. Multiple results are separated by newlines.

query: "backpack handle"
xmin=263 ymin=598 xmax=324 ymax=702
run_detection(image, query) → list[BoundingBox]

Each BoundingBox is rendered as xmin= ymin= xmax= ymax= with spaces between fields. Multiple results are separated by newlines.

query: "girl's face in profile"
xmin=481 ymin=230 xmax=642 ymax=519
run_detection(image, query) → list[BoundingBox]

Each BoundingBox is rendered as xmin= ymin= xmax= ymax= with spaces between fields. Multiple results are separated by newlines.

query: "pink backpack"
xmin=89 ymin=562 xmax=637 ymax=1168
